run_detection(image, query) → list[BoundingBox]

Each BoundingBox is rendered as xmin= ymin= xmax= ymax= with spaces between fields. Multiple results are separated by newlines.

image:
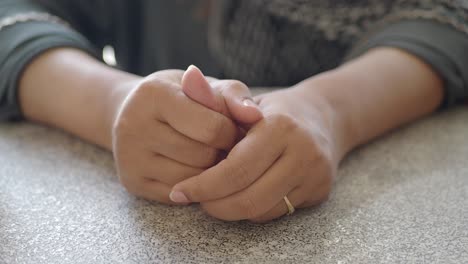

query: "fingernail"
xmin=243 ymin=98 xmax=258 ymax=108
xmin=187 ymin=64 xmax=200 ymax=72
xmin=169 ymin=190 xmax=190 ymax=203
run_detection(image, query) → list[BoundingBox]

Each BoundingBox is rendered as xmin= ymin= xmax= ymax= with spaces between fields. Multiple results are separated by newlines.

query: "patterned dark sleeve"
xmin=346 ymin=1 xmax=468 ymax=108
xmin=209 ymin=0 xmax=468 ymax=108
xmin=0 ymin=0 xmax=112 ymax=121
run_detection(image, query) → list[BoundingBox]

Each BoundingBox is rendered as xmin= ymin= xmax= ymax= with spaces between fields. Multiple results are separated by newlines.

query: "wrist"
xmin=292 ymin=47 xmax=444 ymax=163
xmin=19 ymin=48 xmax=141 ymax=151
xmin=291 ymin=70 xmax=364 ymax=163
xmin=92 ymin=72 xmax=141 ymax=150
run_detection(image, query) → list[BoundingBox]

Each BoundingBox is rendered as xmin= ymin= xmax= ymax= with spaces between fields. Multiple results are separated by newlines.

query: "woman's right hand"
xmin=19 ymin=48 xmax=261 ymax=205
xmin=111 ymin=68 xmax=261 ymax=204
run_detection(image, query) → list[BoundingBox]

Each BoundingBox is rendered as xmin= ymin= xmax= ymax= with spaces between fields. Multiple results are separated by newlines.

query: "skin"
xmin=174 ymin=47 xmax=443 ymax=222
xmin=19 ymin=48 xmax=262 ymax=205
xmin=19 ymin=46 xmax=443 ymax=222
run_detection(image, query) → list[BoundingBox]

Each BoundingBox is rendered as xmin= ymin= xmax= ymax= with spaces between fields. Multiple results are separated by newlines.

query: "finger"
xmin=136 ymin=154 xmax=204 ymax=186
xmin=129 ymin=179 xmax=187 ymax=205
xmin=117 ymin=144 xmax=203 ymax=187
xmin=249 ymin=188 xmax=304 ymax=223
xmin=170 ymin=120 xmax=287 ymax=203
xmin=146 ymin=155 xmax=204 ymax=187
xmin=160 ymin=85 xmax=240 ymax=150
xmin=182 ymin=65 xmax=263 ymax=125
xmin=215 ymin=80 xmax=263 ymax=124
xmin=251 ymin=170 xmax=333 ymax=223
xmin=182 ymin=65 xmax=222 ymax=113
xmin=200 ymin=155 xmax=302 ymax=221
xmin=115 ymin=117 xmax=219 ymax=168
xmin=151 ymin=122 xmax=220 ymax=168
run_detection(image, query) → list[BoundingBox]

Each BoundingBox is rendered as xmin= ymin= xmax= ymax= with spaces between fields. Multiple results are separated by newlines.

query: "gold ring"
xmin=283 ymin=196 xmax=295 ymax=215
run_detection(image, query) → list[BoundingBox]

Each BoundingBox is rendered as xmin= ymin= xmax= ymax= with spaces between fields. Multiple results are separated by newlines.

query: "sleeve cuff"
xmin=0 ymin=21 xmax=99 ymax=121
xmin=347 ymin=20 xmax=468 ymax=109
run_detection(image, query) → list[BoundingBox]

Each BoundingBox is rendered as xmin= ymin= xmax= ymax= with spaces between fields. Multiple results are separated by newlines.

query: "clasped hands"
xmin=112 ymin=66 xmax=337 ymax=222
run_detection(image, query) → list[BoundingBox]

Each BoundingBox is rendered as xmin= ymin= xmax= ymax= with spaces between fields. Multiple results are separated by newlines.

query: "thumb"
xmin=181 ymin=65 xmax=224 ymax=114
xmin=211 ymin=80 xmax=263 ymax=125
xmin=182 ymin=65 xmax=263 ymax=125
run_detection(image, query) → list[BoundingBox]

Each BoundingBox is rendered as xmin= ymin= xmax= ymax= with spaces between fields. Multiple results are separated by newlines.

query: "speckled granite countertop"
xmin=1 ymin=105 xmax=467 ymax=264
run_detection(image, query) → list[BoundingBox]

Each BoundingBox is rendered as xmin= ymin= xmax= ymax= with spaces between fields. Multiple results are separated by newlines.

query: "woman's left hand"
xmin=171 ymin=87 xmax=340 ymax=222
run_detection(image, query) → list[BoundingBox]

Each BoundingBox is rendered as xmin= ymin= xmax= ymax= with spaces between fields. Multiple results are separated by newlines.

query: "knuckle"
xmin=138 ymin=78 xmax=155 ymax=92
xmin=137 ymin=76 xmax=173 ymax=107
xmin=113 ymin=84 xmax=161 ymax=131
xmin=265 ymin=113 xmax=299 ymax=134
xmin=137 ymin=78 xmax=161 ymax=98
xmin=139 ymin=79 xmax=164 ymax=101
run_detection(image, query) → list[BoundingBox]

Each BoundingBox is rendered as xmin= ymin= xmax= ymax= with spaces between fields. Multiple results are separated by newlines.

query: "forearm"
xmin=19 ymin=48 xmax=140 ymax=150
xmin=294 ymin=47 xmax=444 ymax=161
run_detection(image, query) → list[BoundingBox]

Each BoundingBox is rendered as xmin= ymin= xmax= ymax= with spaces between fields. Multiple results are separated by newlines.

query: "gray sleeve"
xmin=0 ymin=0 xmax=112 ymax=121
xmin=347 ymin=19 xmax=468 ymax=109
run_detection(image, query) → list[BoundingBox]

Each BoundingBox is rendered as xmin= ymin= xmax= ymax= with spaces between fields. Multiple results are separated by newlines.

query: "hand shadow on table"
xmin=1 ymin=106 xmax=466 ymax=261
